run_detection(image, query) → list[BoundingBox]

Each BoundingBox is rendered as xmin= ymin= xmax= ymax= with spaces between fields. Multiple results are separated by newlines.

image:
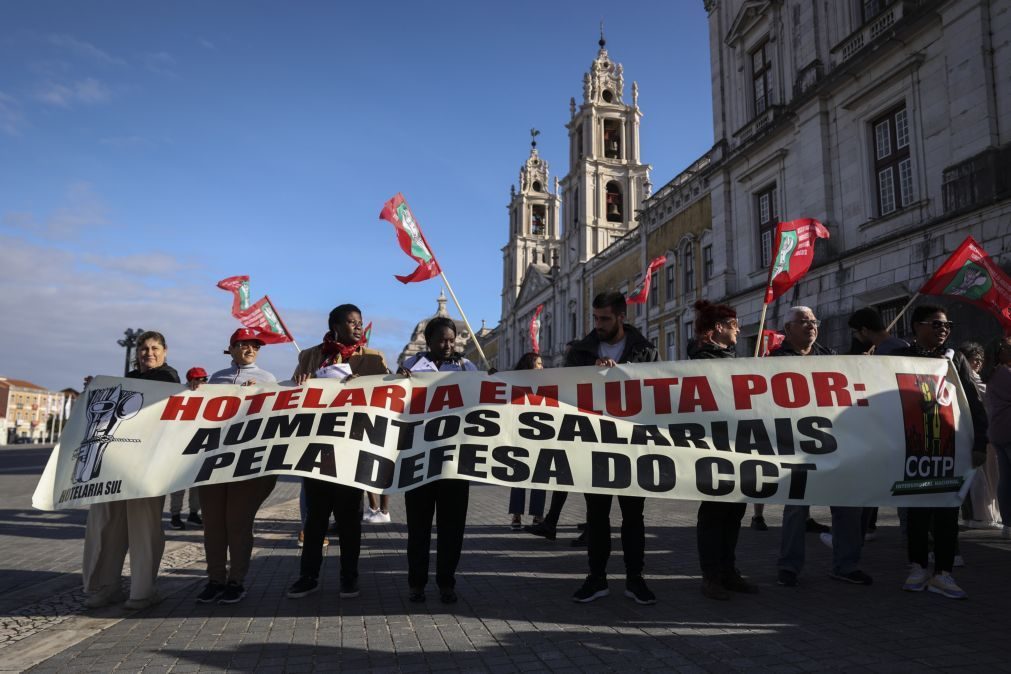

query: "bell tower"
xmin=501 ymin=129 xmax=561 ymax=317
xmin=560 ymin=29 xmax=651 ymax=265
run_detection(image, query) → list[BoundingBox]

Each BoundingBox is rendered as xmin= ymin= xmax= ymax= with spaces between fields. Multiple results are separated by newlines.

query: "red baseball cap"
xmin=186 ymin=367 xmax=208 ymax=382
xmin=224 ymin=328 xmax=266 ymax=353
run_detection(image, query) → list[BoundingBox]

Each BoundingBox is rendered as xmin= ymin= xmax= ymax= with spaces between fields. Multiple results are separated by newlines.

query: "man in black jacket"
xmin=568 ymin=291 xmax=658 ymax=605
xmin=773 ymin=307 xmax=872 ymax=588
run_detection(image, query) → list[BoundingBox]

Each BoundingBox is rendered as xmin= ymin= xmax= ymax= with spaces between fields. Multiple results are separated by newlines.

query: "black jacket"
xmin=686 ymin=339 xmax=736 ymax=360
xmin=770 ymin=341 xmax=836 ymax=357
xmin=565 ymin=323 xmax=659 ymax=367
xmin=127 ymin=363 xmax=180 ymax=384
xmin=894 ymin=343 xmax=988 ymax=454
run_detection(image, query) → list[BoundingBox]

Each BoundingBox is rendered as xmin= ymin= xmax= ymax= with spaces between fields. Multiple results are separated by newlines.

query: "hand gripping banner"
xmin=34 ymin=357 xmax=976 ymax=510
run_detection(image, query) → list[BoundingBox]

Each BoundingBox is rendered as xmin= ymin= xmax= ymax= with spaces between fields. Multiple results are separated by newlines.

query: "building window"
xmin=756 ymin=184 xmax=778 ymax=268
xmin=683 ymin=246 xmax=695 ymax=295
xmin=683 ymin=321 xmax=694 ymax=359
xmin=603 ymin=119 xmax=621 ymax=159
xmin=876 ymin=296 xmax=911 ymax=339
xmin=872 ymin=105 xmax=913 ymax=216
xmin=531 ymin=205 xmax=546 ymax=235
xmin=666 ymin=330 xmax=677 ymax=360
xmin=703 ymin=245 xmax=714 ymax=281
xmin=605 ymin=181 xmax=623 ymax=222
xmin=570 ymin=312 xmax=577 ymax=340
xmin=751 ymin=40 xmax=773 ymax=117
xmin=665 ymin=263 xmax=675 ymax=301
xmin=862 ymin=0 xmax=891 ymax=23
xmin=649 ymin=270 xmax=659 ymax=308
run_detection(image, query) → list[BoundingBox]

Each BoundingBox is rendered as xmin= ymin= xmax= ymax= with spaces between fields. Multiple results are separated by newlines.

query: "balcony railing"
xmin=833 ymin=1 xmax=918 ymax=64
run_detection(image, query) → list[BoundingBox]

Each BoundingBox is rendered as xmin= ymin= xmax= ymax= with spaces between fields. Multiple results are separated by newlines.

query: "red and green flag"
xmin=379 ymin=193 xmax=442 ymax=284
xmin=764 ymin=218 xmax=830 ymax=304
xmin=216 ymin=276 xmax=294 ymax=345
xmin=627 ymin=255 xmax=668 ymax=305
xmin=529 ymin=304 xmax=545 ymax=353
xmin=919 ymin=235 xmax=1011 ymax=330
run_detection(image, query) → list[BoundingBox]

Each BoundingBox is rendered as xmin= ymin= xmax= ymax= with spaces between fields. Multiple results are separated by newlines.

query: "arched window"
xmin=605 ymin=181 xmax=623 ymax=223
xmin=603 ymin=119 xmax=621 ymax=158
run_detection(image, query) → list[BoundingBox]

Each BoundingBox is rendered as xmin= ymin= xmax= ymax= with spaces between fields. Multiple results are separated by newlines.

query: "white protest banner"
xmin=33 ymin=357 xmax=975 ymax=510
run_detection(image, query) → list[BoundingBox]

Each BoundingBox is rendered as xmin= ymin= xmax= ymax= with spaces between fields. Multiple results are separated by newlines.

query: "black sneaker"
xmin=287 ymin=576 xmax=319 ymax=599
xmin=750 ymin=516 xmax=768 ymax=531
xmin=805 ymin=518 xmax=830 ymax=534
xmin=572 ymin=576 xmax=609 ymax=603
xmin=439 ymin=588 xmax=458 ymax=604
xmin=339 ymin=578 xmax=360 ymax=598
xmin=217 ymin=582 xmax=246 ymax=604
xmin=829 ymin=569 xmax=873 ymax=585
xmin=187 ymin=512 xmax=203 ymax=527
xmin=170 ymin=514 xmax=185 ymax=530
xmin=408 ymin=588 xmax=426 ymax=603
xmin=571 ymin=530 xmax=587 ymax=547
xmin=195 ymin=581 xmax=225 ymax=603
xmin=624 ymin=576 xmax=656 ymax=605
xmin=523 ymin=522 xmax=557 ymax=540
xmin=777 ymin=569 xmax=798 ymax=587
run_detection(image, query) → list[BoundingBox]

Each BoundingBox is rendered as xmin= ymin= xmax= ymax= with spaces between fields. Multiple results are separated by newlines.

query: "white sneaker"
xmin=819 ymin=532 xmax=833 ymax=548
xmin=927 ymin=572 xmax=967 ymax=599
xmin=362 ymin=508 xmax=378 ymax=523
xmin=124 ymin=591 xmax=163 ymax=610
xmin=902 ymin=564 xmax=929 ymax=592
xmin=373 ymin=510 xmax=392 ymax=524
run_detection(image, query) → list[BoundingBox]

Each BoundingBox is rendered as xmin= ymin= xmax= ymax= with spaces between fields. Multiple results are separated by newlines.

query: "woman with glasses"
xmin=983 ymin=336 xmax=1011 ymax=539
xmin=895 ymin=305 xmax=988 ymax=599
xmin=190 ymin=328 xmax=278 ymax=605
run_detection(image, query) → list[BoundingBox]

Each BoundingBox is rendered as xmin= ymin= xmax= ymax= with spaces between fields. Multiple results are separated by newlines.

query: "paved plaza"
xmin=1 ymin=445 xmax=1009 ymax=673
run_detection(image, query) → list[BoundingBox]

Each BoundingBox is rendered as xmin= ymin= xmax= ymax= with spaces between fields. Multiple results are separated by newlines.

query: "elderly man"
xmin=773 ymin=306 xmax=871 ymax=588
xmin=193 ymin=328 xmax=279 ymax=604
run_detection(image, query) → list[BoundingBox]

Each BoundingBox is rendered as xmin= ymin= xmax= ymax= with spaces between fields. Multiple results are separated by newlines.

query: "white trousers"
xmin=82 ymin=496 xmax=165 ymax=600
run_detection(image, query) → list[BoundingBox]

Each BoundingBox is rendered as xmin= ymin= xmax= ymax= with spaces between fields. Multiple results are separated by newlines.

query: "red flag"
xmin=234 ymin=296 xmax=293 ymax=344
xmin=919 ymin=235 xmax=1011 ymax=329
xmin=529 ymin=304 xmax=545 ymax=354
xmin=760 ymin=330 xmax=785 ymax=356
xmin=764 ymin=218 xmax=830 ymax=304
xmin=216 ymin=275 xmax=252 ymax=315
xmin=627 ymin=255 xmax=668 ymax=305
xmin=379 ymin=193 xmax=442 ymax=284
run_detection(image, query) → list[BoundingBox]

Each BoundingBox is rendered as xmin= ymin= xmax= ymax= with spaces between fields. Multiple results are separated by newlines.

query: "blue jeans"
xmin=997 ymin=442 xmax=1011 ymax=526
xmin=778 ymin=505 xmax=863 ymax=575
xmin=508 ymin=488 xmax=546 ymax=517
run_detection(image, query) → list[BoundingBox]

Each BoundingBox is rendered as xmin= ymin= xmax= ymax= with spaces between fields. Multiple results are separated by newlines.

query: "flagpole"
xmin=883 ymin=292 xmax=920 ymax=334
xmin=439 ymin=273 xmax=491 ymax=371
xmin=753 ymin=300 xmax=771 ymax=358
xmin=265 ymin=294 xmax=301 ymax=353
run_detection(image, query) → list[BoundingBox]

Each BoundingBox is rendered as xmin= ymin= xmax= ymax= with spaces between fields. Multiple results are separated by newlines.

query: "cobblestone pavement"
xmin=2 ymin=448 xmax=1010 ymax=672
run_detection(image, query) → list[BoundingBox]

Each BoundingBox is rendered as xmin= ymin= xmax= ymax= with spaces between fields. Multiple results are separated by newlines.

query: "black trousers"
xmin=541 ymin=490 xmax=569 ymax=528
xmin=696 ymin=501 xmax=747 ymax=577
xmin=584 ymin=493 xmax=645 ymax=579
xmin=300 ymin=478 xmax=363 ymax=582
xmin=405 ymin=479 xmax=469 ymax=589
xmin=907 ymin=506 xmax=959 ymax=573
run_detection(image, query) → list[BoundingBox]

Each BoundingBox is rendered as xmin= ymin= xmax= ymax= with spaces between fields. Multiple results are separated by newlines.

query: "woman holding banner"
xmin=398 ymin=315 xmax=477 ymax=604
xmin=687 ymin=300 xmax=759 ymax=600
xmin=507 ymin=352 xmax=547 ymax=530
xmin=81 ymin=330 xmax=179 ymax=610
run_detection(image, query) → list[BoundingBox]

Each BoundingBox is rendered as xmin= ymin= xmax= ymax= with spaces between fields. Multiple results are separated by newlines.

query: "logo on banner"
xmin=72 ymin=385 xmax=144 ymax=484
xmin=891 ymin=373 xmax=962 ymax=495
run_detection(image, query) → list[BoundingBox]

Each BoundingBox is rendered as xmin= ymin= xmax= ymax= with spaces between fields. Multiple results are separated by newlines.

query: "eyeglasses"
xmin=344 ymin=320 xmax=364 ymax=328
xmin=789 ymin=319 xmax=820 ymax=327
xmin=917 ymin=320 xmax=954 ymax=331
xmin=235 ymin=342 xmax=262 ymax=350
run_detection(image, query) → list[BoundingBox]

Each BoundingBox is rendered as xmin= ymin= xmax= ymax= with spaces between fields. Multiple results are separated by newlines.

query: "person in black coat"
xmin=688 ymin=300 xmax=759 ymax=600
xmin=569 ymin=291 xmax=659 ymax=605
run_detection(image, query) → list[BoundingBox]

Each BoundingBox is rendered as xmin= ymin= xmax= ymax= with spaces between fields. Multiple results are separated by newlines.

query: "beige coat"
xmin=293 ymin=343 xmax=390 ymax=379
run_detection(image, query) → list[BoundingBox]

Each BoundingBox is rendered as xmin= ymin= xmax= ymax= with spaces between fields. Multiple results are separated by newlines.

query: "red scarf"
xmin=321 ymin=331 xmax=366 ymax=366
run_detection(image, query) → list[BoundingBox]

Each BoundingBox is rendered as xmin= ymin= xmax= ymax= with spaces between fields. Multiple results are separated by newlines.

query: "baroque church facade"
xmin=497 ymin=36 xmax=654 ymax=368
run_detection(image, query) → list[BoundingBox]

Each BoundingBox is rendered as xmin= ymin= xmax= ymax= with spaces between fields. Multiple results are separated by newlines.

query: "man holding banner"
xmin=773 ymin=307 xmax=871 ymax=588
xmin=567 ymin=291 xmax=658 ymax=605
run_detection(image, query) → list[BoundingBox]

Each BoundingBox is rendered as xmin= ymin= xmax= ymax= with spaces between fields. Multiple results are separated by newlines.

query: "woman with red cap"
xmin=190 ymin=328 xmax=278 ymax=605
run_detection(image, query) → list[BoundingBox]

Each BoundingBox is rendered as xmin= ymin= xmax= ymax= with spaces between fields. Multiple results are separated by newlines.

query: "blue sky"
xmin=0 ymin=1 xmax=713 ymax=390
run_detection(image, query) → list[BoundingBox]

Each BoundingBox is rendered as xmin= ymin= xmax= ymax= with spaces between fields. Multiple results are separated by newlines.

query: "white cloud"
xmin=0 ymin=237 xmax=417 ymax=392
xmin=197 ymin=37 xmax=215 ymax=50
xmin=0 ymin=91 xmax=22 ymax=135
xmin=144 ymin=51 xmax=176 ymax=77
xmin=35 ymin=77 xmax=111 ymax=107
xmin=82 ymin=252 xmax=196 ymax=277
xmin=1 ymin=181 xmax=110 ymax=239
xmin=47 ymin=34 xmax=125 ymax=66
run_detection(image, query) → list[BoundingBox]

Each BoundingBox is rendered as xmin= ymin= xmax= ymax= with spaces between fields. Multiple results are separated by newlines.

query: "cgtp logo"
xmin=71 ymin=385 xmax=143 ymax=484
xmin=891 ymin=373 xmax=961 ymax=495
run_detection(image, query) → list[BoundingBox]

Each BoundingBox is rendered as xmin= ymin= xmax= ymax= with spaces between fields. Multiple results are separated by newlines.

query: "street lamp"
xmin=117 ymin=328 xmax=145 ymax=376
